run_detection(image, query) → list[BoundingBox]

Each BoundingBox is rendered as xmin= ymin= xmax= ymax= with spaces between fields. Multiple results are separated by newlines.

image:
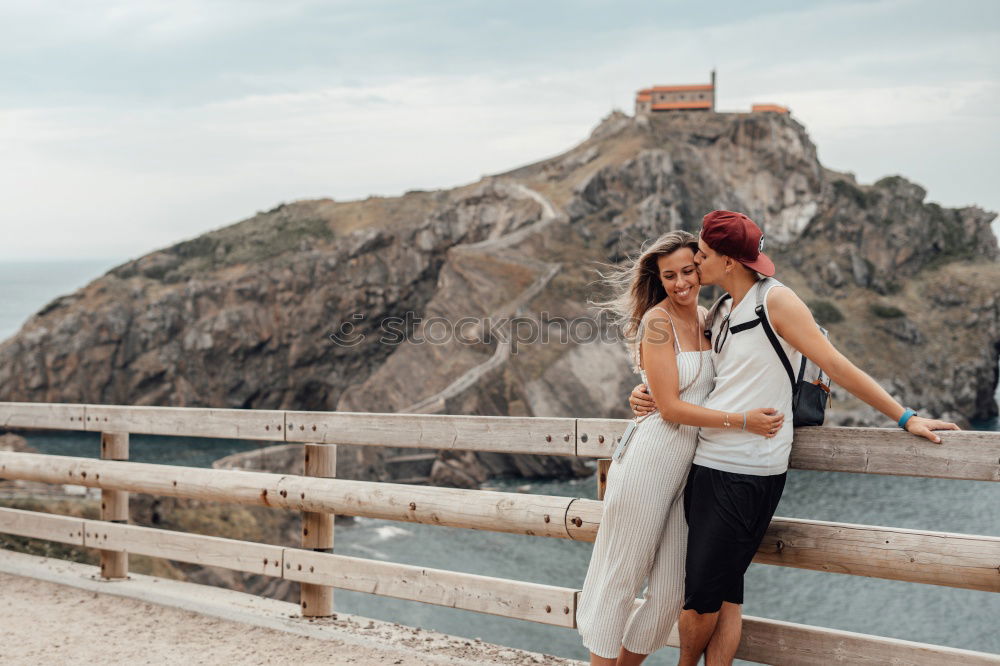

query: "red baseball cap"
xmin=700 ymin=210 xmax=775 ymax=277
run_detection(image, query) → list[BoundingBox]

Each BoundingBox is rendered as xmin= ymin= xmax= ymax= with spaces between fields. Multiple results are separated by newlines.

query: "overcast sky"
xmin=2 ymin=0 xmax=998 ymax=262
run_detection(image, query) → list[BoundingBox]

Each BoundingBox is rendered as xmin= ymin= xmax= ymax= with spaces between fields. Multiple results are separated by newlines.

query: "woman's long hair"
xmin=590 ymin=230 xmax=700 ymax=371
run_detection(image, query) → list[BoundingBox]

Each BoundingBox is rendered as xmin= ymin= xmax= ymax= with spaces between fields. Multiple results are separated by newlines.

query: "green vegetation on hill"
xmin=808 ymin=300 xmax=844 ymax=325
xmin=870 ymin=303 xmax=906 ymax=319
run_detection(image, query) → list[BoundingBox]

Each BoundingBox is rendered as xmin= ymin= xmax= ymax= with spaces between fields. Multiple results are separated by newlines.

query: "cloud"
xmin=1 ymin=0 xmax=997 ymax=260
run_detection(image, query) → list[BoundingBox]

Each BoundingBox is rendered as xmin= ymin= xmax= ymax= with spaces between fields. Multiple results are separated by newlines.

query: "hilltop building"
xmin=751 ymin=103 xmax=790 ymax=114
xmin=634 ymin=71 xmax=716 ymax=115
xmin=634 ymin=71 xmax=790 ymax=116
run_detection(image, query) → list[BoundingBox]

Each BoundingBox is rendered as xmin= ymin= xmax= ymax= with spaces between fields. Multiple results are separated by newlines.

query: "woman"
xmin=577 ymin=230 xmax=783 ymax=665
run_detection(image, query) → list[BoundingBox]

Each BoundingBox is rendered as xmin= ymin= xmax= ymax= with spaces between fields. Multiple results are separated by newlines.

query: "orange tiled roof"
xmin=651 ymin=101 xmax=712 ymax=110
xmin=650 ymin=84 xmax=713 ymax=92
xmin=752 ymin=103 xmax=789 ymax=113
xmin=636 ymin=93 xmax=652 ymax=101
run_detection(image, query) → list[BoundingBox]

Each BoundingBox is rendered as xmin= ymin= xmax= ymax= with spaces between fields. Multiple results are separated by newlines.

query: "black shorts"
xmin=682 ymin=463 xmax=786 ymax=614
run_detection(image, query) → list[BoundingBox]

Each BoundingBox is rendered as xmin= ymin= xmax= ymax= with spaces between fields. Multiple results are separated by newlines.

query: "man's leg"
xmin=704 ymin=602 xmax=742 ymax=665
xmin=702 ymin=471 xmax=786 ymax=666
xmin=678 ymin=464 xmax=729 ymax=665
xmin=678 ymin=608 xmax=719 ymax=665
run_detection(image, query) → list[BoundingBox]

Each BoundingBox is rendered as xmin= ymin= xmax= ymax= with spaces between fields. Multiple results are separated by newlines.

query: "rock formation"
xmin=0 ymin=433 xmax=34 ymax=453
xmin=1 ymin=110 xmax=997 ymax=485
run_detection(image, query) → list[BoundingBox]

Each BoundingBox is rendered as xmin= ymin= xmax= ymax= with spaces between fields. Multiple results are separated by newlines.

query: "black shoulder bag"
xmin=752 ymin=278 xmax=831 ymax=427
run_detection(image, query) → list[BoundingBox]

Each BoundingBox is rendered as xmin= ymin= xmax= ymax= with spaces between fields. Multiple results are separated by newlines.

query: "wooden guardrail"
xmin=1 ymin=452 xmax=997 ymax=592
xmin=0 ymin=402 xmax=998 ymax=665
xmin=2 ymin=402 xmax=998 ymax=479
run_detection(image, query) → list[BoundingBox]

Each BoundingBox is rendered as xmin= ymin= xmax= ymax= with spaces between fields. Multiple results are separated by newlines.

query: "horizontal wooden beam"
xmin=577 ymin=419 xmax=1000 ymax=481
xmin=565 ymin=499 xmax=1000 ymax=592
xmin=0 ymin=402 xmax=86 ymax=431
xmin=0 ymin=451 xmax=284 ymax=506
xmin=0 ymin=505 xmax=996 ymax=662
xmin=622 ymin=598 xmax=1000 ymax=665
xmin=0 ymin=508 xmax=574 ymax=627
xmin=736 ymin=614 xmax=1000 ymax=665
xmin=789 ymin=426 xmax=1000 ymax=481
xmin=1 ymin=452 xmax=997 ymax=592
xmin=757 ymin=516 xmax=1000 ymax=592
xmin=3 ymin=402 xmax=998 ymax=480
xmin=283 ymin=549 xmax=576 ymax=627
xmin=83 ymin=521 xmax=284 ymax=577
xmin=0 ymin=507 xmax=85 ymax=545
xmin=84 ymin=405 xmax=285 ymax=441
xmin=0 ymin=452 xmax=575 ymax=539
xmin=284 ymin=410 xmax=576 ymax=455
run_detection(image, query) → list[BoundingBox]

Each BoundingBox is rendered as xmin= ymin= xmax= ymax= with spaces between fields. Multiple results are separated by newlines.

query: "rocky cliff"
xmin=1 ymin=110 xmax=997 ymax=483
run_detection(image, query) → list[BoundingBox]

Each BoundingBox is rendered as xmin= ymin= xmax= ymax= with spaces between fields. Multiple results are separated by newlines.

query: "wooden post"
xmin=597 ymin=459 xmax=611 ymax=500
xmin=301 ymin=443 xmax=336 ymax=616
xmin=100 ymin=432 xmax=129 ymax=579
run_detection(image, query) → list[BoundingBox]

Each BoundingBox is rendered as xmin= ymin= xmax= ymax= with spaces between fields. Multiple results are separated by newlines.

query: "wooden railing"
xmin=0 ymin=402 xmax=998 ymax=665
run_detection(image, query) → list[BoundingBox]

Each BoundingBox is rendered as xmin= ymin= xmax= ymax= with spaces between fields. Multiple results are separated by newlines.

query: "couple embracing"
xmin=576 ymin=210 xmax=958 ymax=665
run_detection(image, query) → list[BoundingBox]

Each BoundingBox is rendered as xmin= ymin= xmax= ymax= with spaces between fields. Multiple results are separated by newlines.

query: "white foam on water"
xmin=371 ymin=525 xmax=412 ymax=541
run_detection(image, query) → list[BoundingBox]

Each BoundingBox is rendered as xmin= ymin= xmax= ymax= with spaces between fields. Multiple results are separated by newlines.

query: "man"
xmin=628 ymin=210 xmax=958 ymax=665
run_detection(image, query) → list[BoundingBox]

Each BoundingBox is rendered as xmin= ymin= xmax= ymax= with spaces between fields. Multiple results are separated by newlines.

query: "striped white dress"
xmin=577 ymin=307 xmax=714 ymax=658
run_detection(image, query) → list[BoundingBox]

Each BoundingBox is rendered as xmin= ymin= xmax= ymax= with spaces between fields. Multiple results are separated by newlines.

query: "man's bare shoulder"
xmin=765 ymin=282 xmax=813 ymax=327
xmin=765 ymin=283 xmax=802 ymax=308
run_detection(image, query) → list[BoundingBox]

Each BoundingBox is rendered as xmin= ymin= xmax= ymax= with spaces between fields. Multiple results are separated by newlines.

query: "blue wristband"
xmin=898 ymin=408 xmax=917 ymax=430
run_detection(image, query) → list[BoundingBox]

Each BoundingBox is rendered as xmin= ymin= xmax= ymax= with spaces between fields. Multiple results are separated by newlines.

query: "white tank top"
xmin=694 ymin=279 xmax=801 ymax=476
xmin=635 ymin=305 xmax=714 ymax=409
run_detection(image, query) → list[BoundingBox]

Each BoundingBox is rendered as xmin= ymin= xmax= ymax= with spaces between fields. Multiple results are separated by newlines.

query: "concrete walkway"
xmin=0 ymin=550 xmax=582 ymax=666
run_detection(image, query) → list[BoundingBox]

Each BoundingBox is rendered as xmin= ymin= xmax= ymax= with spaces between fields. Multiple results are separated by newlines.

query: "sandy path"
xmin=0 ymin=559 xmax=580 ymax=666
xmin=0 ymin=572 xmax=347 ymax=664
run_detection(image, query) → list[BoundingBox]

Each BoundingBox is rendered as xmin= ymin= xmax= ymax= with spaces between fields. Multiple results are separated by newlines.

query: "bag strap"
xmin=726 ymin=279 xmax=773 ymax=335
xmin=753 ymin=276 xmax=774 ymax=309
xmin=752 ymin=279 xmax=797 ymax=395
xmin=702 ymin=293 xmax=731 ymax=343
